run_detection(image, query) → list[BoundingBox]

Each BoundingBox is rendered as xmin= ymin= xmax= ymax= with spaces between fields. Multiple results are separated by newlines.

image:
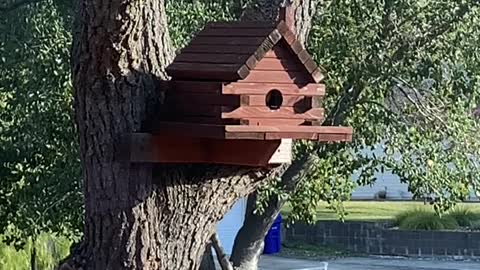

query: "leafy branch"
xmin=0 ymin=0 xmax=42 ymax=12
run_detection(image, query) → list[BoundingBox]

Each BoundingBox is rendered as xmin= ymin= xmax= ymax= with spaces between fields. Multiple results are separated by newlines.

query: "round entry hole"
xmin=266 ymin=90 xmax=283 ymax=110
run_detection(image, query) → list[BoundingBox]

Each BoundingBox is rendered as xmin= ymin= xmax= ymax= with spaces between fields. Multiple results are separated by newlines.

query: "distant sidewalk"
xmin=258 ymin=255 xmax=480 ymax=270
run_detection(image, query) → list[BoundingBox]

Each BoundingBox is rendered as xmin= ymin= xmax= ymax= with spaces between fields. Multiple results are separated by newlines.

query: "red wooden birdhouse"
xmin=130 ymin=10 xmax=353 ymax=166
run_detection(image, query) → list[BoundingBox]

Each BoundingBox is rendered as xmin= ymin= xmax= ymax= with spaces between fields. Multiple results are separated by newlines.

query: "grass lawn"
xmin=282 ymin=201 xmax=480 ymax=222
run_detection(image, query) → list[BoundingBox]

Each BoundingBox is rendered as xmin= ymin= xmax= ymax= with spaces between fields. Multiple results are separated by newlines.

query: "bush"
xmin=446 ymin=206 xmax=480 ymax=227
xmin=469 ymin=220 xmax=480 ymax=230
xmin=395 ymin=208 xmax=459 ymax=231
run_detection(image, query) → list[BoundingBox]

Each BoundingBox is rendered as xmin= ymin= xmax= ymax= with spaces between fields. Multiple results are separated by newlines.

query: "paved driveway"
xmin=259 ymin=256 xmax=480 ymax=270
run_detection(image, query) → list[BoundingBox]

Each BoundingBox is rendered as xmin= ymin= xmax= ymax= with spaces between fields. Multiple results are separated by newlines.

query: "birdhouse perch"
xmin=129 ymin=9 xmax=353 ymax=166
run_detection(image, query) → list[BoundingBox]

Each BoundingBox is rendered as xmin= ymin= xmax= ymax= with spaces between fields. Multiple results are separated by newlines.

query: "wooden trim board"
xmin=127 ymin=134 xmax=292 ymax=166
xmin=149 ymin=122 xmax=353 ymax=141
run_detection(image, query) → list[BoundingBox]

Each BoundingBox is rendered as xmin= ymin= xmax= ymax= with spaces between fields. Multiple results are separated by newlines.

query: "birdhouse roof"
xmin=166 ymin=21 xmax=323 ymax=82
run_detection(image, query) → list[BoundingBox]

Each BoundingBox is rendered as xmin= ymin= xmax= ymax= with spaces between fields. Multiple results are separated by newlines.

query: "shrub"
xmin=446 ymin=206 xmax=480 ymax=227
xmin=395 ymin=208 xmax=459 ymax=231
xmin=469 ymin=220 xmax=480 ymax=230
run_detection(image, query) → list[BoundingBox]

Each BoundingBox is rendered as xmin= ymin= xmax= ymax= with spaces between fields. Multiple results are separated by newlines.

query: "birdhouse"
xmin=129 ymin=12 xmax=353 ymax=166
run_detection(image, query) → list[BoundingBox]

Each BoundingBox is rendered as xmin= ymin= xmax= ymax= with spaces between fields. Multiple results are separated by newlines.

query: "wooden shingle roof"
xmin=166 ymin=21 xmax=323 ymax=82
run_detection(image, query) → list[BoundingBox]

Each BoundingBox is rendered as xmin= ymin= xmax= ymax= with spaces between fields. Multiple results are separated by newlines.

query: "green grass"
xmin=281 ymin=242 xmax=355 ymax=259
xmin=282 ymin=201 xmax=480 ymax=222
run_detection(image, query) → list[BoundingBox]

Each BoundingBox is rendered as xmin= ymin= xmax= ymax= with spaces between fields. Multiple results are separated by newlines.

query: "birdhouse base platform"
xmin=150 ymin=122 xmax=353 ymax=141
xmin=128 ymin=123 xmax=352 ymax=166
xmin=128 ymin=134 xmax=293 ymax=166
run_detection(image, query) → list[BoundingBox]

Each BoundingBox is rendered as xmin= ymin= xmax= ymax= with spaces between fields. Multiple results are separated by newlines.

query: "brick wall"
xmin=285 ymin=221 xmax=480 ymax=257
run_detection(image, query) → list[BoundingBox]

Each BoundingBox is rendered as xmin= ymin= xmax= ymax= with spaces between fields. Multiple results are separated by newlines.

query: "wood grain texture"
xmin=240 ymin=119 xmax=306 ymax=126
xmin=164 ymin=104 xmax=235 ymax=117
xmin=318 ymin=133 xmax=353 ymax=142
xmin=207 ymin=21 xmax=275 ymax=28
xmin=311 ymin=68 xmax=325 ymax=82
xmin=224 ymin=83 xmax=325 ymax=96
xmin=173 ymin=53 xmax=251 ymax=64
xmin=147 ymin=122 xmax=352 ymax=141
xmin=224 ymin=125 xmax=352 ymax=134
xmin=297 ymin=49 xmax=311 ymax=64
xmin=168 ymin=22 xmax=322 ymax=85
xmin=253 ymin=58 xmax=303 ymax=71
xmin=198 ymin=27 xmax=275 ymax=37
xmin=276 ymin=21 xmax=296 ymax=45
xmin=303 ymin=58 xmax=318 ymax=74
xmin=181 ymin=45 xmax=259 ymax=54
xmin=129 ymin=134 xmax=283 ymax=166
xmin=167 ymin=93 xmax=240 ymax=106
xmin=167 ymin=63 xmax=249 ymax=80
xmin=265 ymin=132 xmax=317 ymax=140
xmin=222 ymin=107 xmax=324 ymax=120
xmin=160 ymin=116 xmax=240 ymax=125
xmin=171 ymin=81 xmax=225 ymax=94
xmin=242 ymin=70 xmax=312 ymax=83
xmin=189 ymin=36 xmax=266 ymax=46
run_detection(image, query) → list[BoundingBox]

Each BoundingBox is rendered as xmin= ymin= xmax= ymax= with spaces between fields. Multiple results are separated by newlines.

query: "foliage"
xmin=257 ymin=0 xmax=480 ymax=224
xmin=0 ymin=233 xmax=72 ymax=270
xmin=446 ymin=206 xmax=480 ymax=227
xmin=0 ymin=0 xmax=82 ymax=247
xmin=394 ymin=208 xmax=459 ymax=230
xmin=469 ymin=220 xmax=480 ymax=230
xmin=167 ymin=0 xmax=236 ymax=48
xmin=394 ymin=206 xmax=480 ymax=230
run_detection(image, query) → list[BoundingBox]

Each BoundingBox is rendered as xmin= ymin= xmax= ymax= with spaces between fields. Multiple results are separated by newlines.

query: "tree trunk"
xmin=229 ymin=1 xmax=319 ymax=269
xmin=61 ymin=0 xmax=273 ymax=269
xmin=240 ymin=0 xmax=318 ymax=45
xmin=230 ymin=154 xmax=317 ymax=270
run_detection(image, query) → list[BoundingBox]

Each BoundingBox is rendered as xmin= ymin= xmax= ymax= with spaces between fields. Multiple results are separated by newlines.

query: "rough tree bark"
xmin=228 ymin=1 xmax=320 ymax=270
xmin=60 ymin=0 xmax=273 ymax=269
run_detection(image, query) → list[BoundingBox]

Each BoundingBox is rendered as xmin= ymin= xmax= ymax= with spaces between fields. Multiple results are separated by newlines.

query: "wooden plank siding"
xmin=167 ymin=93 xmax=240 ymax=106
xmin=167 ymin=22 xmax=324 ymax=82
xmin=147 ymin=122 xmax=353 ymax=142
xmin=154 ymin=20 xmax=349 ymax=145
xmin=222 ymin=107 xmax=324 ymax=120
xmin=241 ymin=95 xmax=311 ymax=107
xmin=223 ymin=83 xmax=325 ymax=96
xmin=129 ymin=133 xmax=283 ymax=166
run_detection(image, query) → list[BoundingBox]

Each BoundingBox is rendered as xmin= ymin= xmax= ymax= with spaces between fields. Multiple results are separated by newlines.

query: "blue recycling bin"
xmin=263 ymin=214 xmax=282 ymax=254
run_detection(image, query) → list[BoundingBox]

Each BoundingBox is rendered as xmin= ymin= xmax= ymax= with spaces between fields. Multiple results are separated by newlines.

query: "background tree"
xmin=229 ymin=1 xmax=480 ymax=269
xmin=0 ymin=0 xmax=82 ymax=249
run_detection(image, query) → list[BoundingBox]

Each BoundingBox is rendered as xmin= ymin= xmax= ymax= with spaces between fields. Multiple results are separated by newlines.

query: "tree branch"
xmin=0 ymin=0 xmax=41 ymax=12
xmin=392 ymin=76 xmax=450 ymax=129
xmin=211 ymin=233 xmax=234 ymax=270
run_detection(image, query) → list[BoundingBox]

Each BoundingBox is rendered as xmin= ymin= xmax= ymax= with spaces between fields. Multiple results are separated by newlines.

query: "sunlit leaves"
xmin=0 ymin=0 xmax=82 ymax=246
xmin=283 ymin=0 xmax=480 ymax=223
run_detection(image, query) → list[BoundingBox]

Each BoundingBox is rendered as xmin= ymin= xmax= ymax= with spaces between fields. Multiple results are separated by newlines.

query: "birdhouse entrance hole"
xmin=266 ymin=90 xmax=283 ymax=110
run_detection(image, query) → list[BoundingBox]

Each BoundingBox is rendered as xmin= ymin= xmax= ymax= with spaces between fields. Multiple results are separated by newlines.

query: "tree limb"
xmin=211 ymin=232 xmax=234 ymax=270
